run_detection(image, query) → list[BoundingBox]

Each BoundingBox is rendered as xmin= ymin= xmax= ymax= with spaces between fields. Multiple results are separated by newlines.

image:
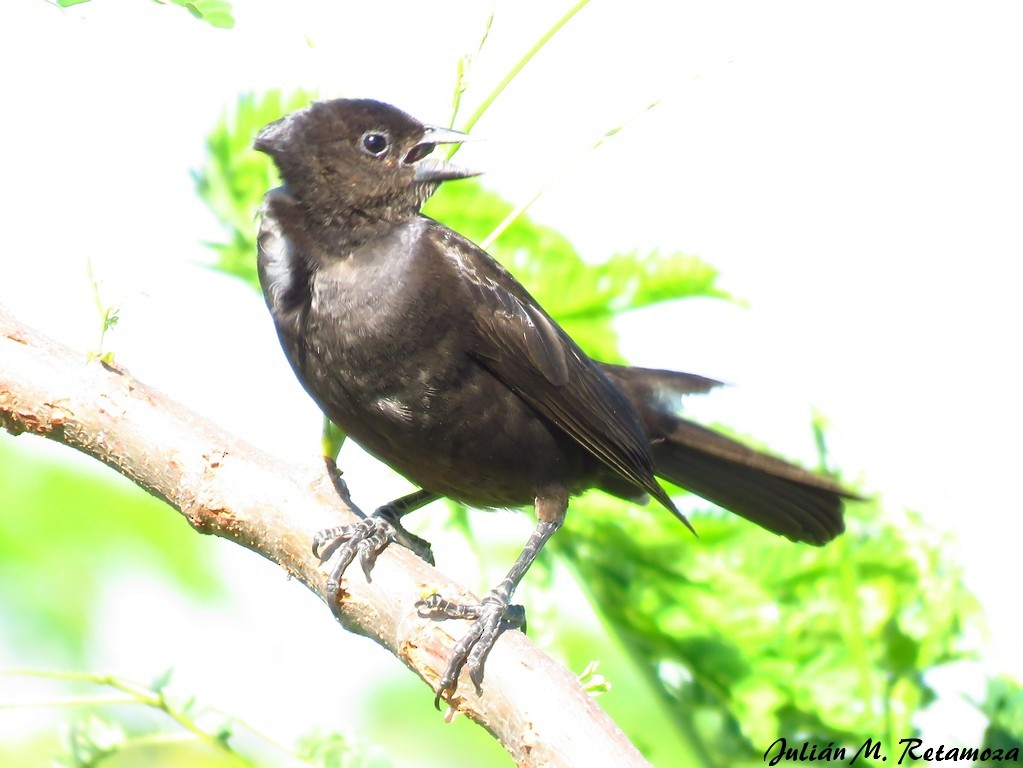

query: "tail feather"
xmin=653 ymin=424 xmax=846 ymax=545
xmin=601 ymin=363 xmax=856 ymax=546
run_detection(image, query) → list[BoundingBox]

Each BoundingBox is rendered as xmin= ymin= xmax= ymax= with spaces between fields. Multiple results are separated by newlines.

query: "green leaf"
xmin=193 ymin=89 xmax=316 ymax=287
xmin=979 ymin=676 xmax=1023 ymax=753
xmin=57 ymin=716 xmax=127 ymax=768
xmin=162 ymin=0 xmax=235 ymax=28
xmin=183 ymin=0 xmax=234 ymax=29
xmin=150 ymin=667 xmax=175 ymax=693
xmin=297 ymin=728 xmax=393 ymax=768
xmin=64 ymin=0 xmax=235 ymax=27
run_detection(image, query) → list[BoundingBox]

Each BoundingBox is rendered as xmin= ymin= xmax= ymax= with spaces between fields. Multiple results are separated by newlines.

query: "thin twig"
xmin=481 ymin=101 xmax=659 ymax=250
xmin=448 ymin=0 xmax=592 ymax=157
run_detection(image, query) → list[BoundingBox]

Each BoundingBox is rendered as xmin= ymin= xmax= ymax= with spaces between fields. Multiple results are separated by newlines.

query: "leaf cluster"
xmin=193 ymin=90 xmax=316 ymax=288
xmin=558 ymin=497 xmax=978 ymax=765
xmin=55 ymin=0 xmax=235 ymax=29
xmin=0 ymin=440 xmax=222 ymax=664
xmin=978 ymin=676 xmax=1023 ymax=756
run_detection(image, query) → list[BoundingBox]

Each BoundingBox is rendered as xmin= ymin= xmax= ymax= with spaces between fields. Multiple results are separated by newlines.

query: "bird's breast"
xmin=272 ymin=219 xmax=597 ymax=506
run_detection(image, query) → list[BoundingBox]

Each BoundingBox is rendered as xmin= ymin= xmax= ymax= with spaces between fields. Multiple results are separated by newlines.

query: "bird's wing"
xmin=426 ymin=224 xmax=677 ymax=512
xmin=257 ymin=189 xmax=312 ymax=319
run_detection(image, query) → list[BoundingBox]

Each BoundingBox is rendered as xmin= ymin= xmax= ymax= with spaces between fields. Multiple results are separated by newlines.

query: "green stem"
xmin=450 ymin=11 xmax=494 ymax=128
xmin=481 ymin=101 xmax=659 ymax=250
xmin=85 ymin=256 xmax=114 ymax=361
xmin=0 ymin=695 xmax=138 ymax=709
xmin=80 ymin=674 xmax=256 ymax=767
xmin=1 ymin=669 xmax=297 ymax=767
xmin=449 ymin=0 xmax=593 ymax=157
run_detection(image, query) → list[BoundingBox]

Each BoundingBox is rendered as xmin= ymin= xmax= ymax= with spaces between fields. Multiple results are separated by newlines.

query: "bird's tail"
xmin=600 ymin=364 xmax=855 ymax=546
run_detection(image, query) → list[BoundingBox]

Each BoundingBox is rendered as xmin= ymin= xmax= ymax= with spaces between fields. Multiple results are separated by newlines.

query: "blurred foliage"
xmin=0 ymin=670 xmax=329 ymax=768
xmin=160 ymin=0 xmax=234 ymax=28
xmin=0 ymin=665 xmax=395 ymax=768
xmin=979 ymin=676 xmax=1023 ymax=755
xmin=55 ymin=0 xmax=235 ymax=29
xmin=559 ymin=498 xmax=979 ymax=765
xmin=424 ymin=181 xmax=734 ymax=359
xmin=193 ymin=89 xmax=316 ymax=285
xmin=297 ymin=729 xmax=393 ymax=768
xmin=0 ymin=438 xmax=223 ymax=664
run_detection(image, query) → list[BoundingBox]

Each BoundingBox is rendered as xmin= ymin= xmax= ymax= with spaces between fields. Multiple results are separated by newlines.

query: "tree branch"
xmin=0 ymin=304 xmax=651 ymax=768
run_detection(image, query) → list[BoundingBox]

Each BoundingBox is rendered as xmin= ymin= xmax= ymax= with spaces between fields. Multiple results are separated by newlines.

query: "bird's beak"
xmin=408 ymin=124 xmax=481 ymax=182
xmin=253 ymin=110 xmax=301 ymax=155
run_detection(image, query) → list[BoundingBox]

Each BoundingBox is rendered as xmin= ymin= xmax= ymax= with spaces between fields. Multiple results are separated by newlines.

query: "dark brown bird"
xmin=253 ymin=98 xmax=855 ymax=705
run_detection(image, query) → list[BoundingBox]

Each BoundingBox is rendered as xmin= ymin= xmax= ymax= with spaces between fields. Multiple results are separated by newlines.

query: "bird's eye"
xmin=361 ymin=132 xmax=390 ymax=156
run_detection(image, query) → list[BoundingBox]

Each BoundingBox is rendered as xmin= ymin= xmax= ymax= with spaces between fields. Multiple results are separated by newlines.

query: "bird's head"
xmin=254 ymin=98 xmax=478 ymax=221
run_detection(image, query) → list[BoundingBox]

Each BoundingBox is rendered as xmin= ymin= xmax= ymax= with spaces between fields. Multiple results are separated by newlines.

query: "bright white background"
xmin=2 ymin=0 xmax=1021 ymax=757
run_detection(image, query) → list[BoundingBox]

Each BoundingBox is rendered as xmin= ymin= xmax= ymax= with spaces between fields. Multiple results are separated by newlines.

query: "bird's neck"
xmin=320 ymin=205 xmax=417 ymax=249
xmin=278 ymin=178 xmax=437 ymax=250
xmin=285 ymin=192 xmax=413 ymax=251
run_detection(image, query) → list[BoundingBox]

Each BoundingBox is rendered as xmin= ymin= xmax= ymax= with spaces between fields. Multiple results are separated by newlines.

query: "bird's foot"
xmin=416 ymin=590 xmax=526 ymax=707
xmin=314 ymin=503 xmax=435 ymax=592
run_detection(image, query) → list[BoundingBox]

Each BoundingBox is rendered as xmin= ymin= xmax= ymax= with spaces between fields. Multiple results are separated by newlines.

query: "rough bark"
xmin=0 ymin=304 xmax=650 ymax=768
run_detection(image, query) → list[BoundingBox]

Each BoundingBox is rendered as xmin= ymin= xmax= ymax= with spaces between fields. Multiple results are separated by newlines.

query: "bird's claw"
xmin=314 ymin=504 xmax=436 ymax=593
xmin=313 ymin=516 xmax=395 ymax=589
xmin=376 ymin=500 xmax=436 ymax=566
xmin=416 ymin=591 xmax=526 ymax=708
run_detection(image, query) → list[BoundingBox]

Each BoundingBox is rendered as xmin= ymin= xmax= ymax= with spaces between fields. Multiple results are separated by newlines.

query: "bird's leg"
xmin=416 ymin=491 xmax=565 ymax=707
xmin=314 ymin=488 xmax=439 ymax=590
xmin=322 ymin=455 xmax=350 ymax=500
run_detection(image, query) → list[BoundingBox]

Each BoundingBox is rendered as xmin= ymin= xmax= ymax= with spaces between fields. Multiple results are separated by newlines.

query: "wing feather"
xmin=428 ymin=224 xmax=676 ymax=512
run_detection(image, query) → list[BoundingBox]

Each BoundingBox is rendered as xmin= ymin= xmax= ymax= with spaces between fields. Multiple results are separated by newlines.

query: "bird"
xmin=253 ymin=98 xmax=856 ymax=706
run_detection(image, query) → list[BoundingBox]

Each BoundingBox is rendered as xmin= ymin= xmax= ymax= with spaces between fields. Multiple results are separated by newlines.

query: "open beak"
xmin=408 ymin=125 xmax=481 ymax=182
